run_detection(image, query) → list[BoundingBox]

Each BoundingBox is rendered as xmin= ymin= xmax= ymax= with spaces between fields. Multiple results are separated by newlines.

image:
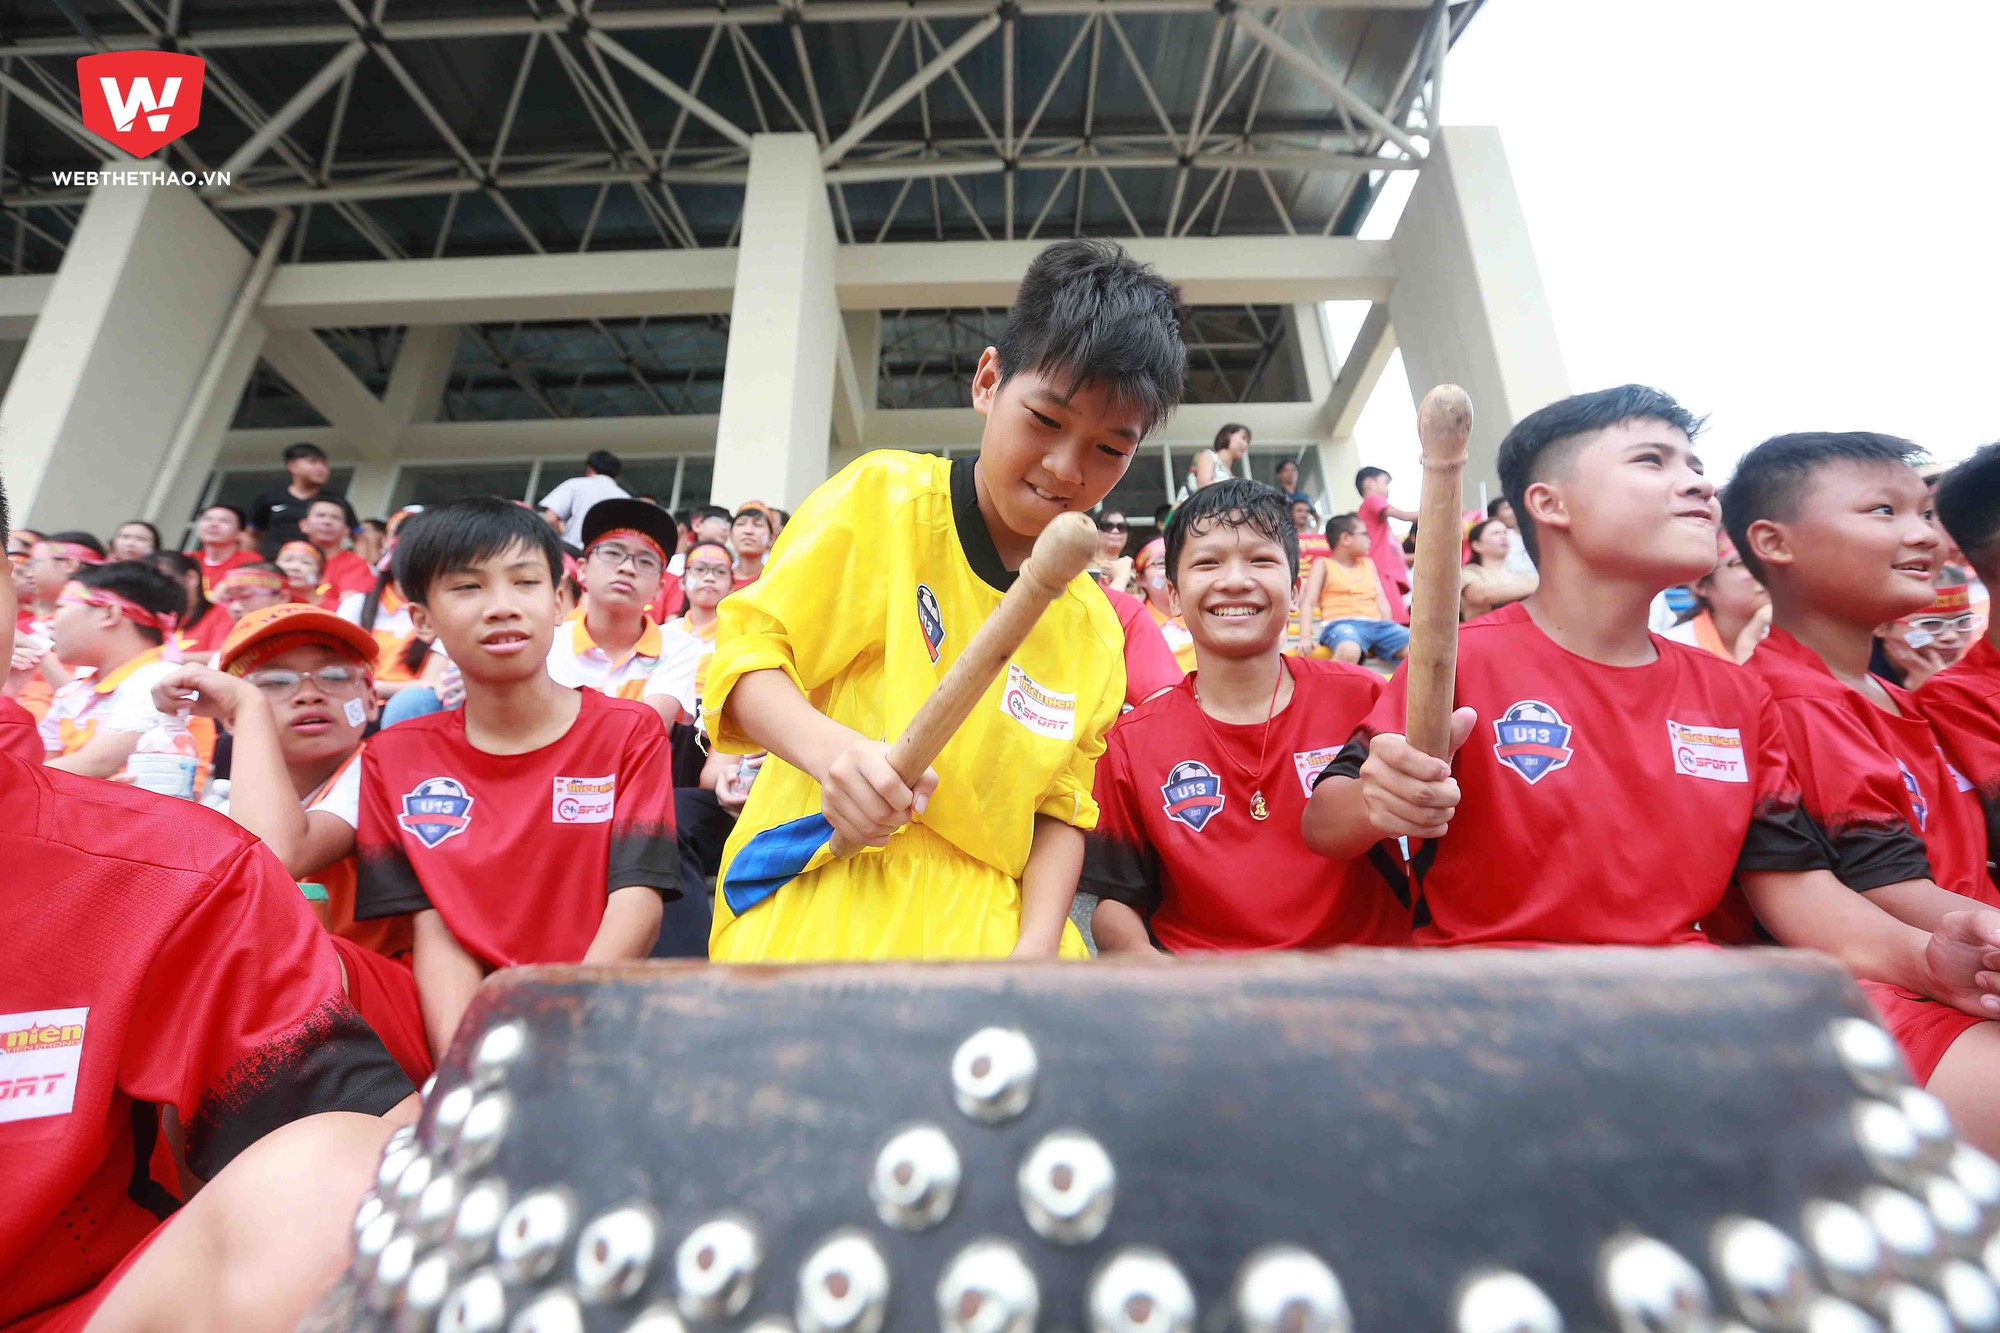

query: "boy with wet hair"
xmin=1303 ymin=389 xmax=2000 ymax=1130
xmin=1727 ymin=431 xmax=2000 ymax=1145
xmin=708 ymin=237 xmax=1188 ymax=961
xmin=1921 ymin=441 xmax=2000 ymax=862
xmin=354 ymin=498 xmax=680 ymax=1057
xmin=1086 ymin=480 xmax=1404 ymax=953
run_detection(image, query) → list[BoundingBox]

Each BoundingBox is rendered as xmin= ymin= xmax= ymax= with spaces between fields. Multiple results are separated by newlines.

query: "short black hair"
xmin=732 ymin=507 xmax=773 ymax=534
xmin=1486 ymin=496 xmax=1511 ymax=518
xmin=692 ymin=504 xmax=732 ymax=528
xmin=1326 ymin=511 xmax=1364 ymax=540
xmin=200 ymin=503 xmax=247 ymax=527
xmin=393 ymin=497 xmax=565 ymax=606
xmin=284 ymin=442 xmax=328 ymax=464
xmin=1276 ymin=458 xmax=1299 ymax=477
xmin=1720 ymin=431 xmax=1925 ymax=582
xmin=152 ymin=549 xmax=213 ymax=625
xmin=1354 ymin=466 xmax=1390 ymax=492
xmin=115 ymin=519 xmax=162 ymax=547
xmin=75 ymin=560 xmax=183 ymax=645
xmin=995 ymin=238 xmax=1188 ymax=438
xmin=304 ymin=496 xmax=349 ymax=518
xmin=1290 ymin=498 xmax=1319 ymax=524
xmin=1935 ymin=443 xmax=2000 ymax=584
xmin=1466 ymin=517 xmax=1506 ymax=554
xmin=1498 ymin=384 xmax=1705 ymax=565
xmin=1213 ymin=422 xmax=1250 ymax=451
xmin=585 ymin=449 xmax=623 ymax=478
xmin=1162 ymin=478 xmax=1298 ymax=587
xmin=49 ymin=529 xmax=108 ymax=557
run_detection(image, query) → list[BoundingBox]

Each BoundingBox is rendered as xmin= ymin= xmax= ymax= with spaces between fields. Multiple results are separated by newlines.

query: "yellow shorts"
xmin=711 ymin=821 xmax=1090 ymax=962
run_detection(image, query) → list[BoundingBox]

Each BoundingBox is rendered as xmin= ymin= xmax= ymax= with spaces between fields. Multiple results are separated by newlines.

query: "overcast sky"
xmin=1330 ymin=0 xmax=1999 ymax=507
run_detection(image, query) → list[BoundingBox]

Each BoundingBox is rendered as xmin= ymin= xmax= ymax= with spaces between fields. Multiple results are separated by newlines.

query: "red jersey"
xmin=194 ymin=547 xmax=260 ymax=594
xmin=1749 ymin=628 xmax=1991 ymax=902
xmin=1917 ymin=637 xmax=2000 ymax=872
xmin=0 ymin=696 xmax=39 ymax=764
xmin=0 ymin=756 xmax=409 ymax=1328
xmin=1358 ymin=493 xmax=1411 ymax=625
xmin=319 ymin=548 xmax=377 ymax=604
xmin=355 ymin=689 xmax=680 ymax=968
xmin=178 ymin=603 xmax=233 ymax=658
xmin=1321 ymin=603 xmax=1826 ymax=947
xmin=646 ymin=571 xmax=685 ymax=623
xmin=1100 ymin=585 xmax=1183 ymax=706
xmin=1085 ymin=657 xmax=1408 ymax=952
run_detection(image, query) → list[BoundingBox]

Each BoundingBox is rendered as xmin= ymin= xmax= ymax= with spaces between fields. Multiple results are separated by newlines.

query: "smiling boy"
xmin=706 ymin=238 xmax=1188 ymax=961
xmin=352 ymin=498 xmax=680 ymax=1058
xmin=1085 ymin=480 xmax=1405 ymax=954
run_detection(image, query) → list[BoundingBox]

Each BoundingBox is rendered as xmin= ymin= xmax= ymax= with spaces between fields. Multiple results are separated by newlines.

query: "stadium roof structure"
xmin=0 ymin=0 xmax=1478 ymax=424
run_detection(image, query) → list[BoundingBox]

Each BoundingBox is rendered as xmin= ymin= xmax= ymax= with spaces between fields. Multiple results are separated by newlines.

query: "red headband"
xmin=33 ymin=541 xmax=104 ymax=565
xmin=217 ymin=568 xmax=288 ymax=595
xmin=587 ymin=528 xmax=667 ymax=563
xmin=60 ymin=581 xmax=181 ymax=661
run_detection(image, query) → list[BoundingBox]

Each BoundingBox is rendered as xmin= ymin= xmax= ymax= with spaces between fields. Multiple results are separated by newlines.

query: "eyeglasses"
xmin=1098 ymin=520 xmax=1128 ymax=533
xmin=245 ymin=665 xmax=366 ymax=697
xmin=685 ymin=561 xmax=734 ymax=581
xmin=1908 ymin=614 xmax=1977 ymax=634
xmin=586 ymin=543 xmax=663 ymax=576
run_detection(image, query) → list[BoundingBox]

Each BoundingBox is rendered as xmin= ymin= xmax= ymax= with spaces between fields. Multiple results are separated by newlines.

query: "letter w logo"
xmin=76 ymin=52 xmax=205 ymax=158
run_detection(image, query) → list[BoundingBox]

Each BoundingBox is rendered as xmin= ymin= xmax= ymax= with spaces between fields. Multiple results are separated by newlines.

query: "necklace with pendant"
xmin=1193 ymin=662 xmax=1286 ymax=821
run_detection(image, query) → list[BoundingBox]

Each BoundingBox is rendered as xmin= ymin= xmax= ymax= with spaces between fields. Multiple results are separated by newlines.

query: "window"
xmin=391 ymin=465 xmax=535 ymax=511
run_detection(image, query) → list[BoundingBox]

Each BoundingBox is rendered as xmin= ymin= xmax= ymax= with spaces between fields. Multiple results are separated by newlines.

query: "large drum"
xmin=309 ymin=951 xmax=2000 ymax=1331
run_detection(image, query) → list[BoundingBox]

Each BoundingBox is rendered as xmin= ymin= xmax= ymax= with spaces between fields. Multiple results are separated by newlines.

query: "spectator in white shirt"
xmin=538 ymin=450 xmax=630 ymax=546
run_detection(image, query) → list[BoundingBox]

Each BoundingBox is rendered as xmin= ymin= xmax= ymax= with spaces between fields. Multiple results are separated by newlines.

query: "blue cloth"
xmin=1320 ymin=618 xmax=1410 ymax=660
xmin=719 ymin=811 xmax=839 ymax=916
xmin=381 ymin=686 xmax=444 ymax=728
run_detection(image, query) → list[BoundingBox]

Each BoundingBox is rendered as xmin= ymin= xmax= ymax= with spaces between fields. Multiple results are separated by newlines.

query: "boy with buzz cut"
xmin=707 ymin=238 xmax=1187 ymax=961
xmin=1084 ymin=480 xmax=1407 ymax=954
xmin=1922 ymin=441 xmax=2000 ymax=863
xmin=1303 ymin=388 xmax=2000 ymax=1122
xmin=1726 ymin=432 xmax=2000 ymax=1144
xmin=354 ymin=498 xmax=680 ymax=1058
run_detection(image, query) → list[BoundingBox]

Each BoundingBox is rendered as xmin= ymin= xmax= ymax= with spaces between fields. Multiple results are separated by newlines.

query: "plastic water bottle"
xmin=126 ymin=709 xmax=198 ymax=801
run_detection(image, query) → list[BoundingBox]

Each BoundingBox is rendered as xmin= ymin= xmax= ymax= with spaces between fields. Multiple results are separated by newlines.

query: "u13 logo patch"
xmin=1161 ymin=760 xmax=1225 ymax=831
xmin=916 ymin=584 xmax=945 ymax=664
xmin=399 ymin=776 xmax=475 ymax=848
xmin=1492 ymin=700 xmax=1573 ymax=784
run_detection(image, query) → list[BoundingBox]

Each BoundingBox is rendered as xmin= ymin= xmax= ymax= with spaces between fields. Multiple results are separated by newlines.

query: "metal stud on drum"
xmin=399 ymin=1251 xmax=456 ymax=1333
xmin=507 ymin=1288 xmax=583 ymax=1333
xmin=354 ymin=1192 xmax=388 ymax=1241
xmin=1804 ymin=1200 xmax=1891 ymax=1305
xmin=1803 ymin=1296 xmax=1885 ymax=1333
xmin=1230 ymin=1245 xmax=1350 ymax=1333
xmin=1892 ymin=1090 xmax=1953 ymax=1167
xmin=1829 ymin=1019 xmax=1908 ymax=1099
xmin=936 ymin=1238 xmax=1039 ymax=1333
xmin=1921 ymin=1176 xmax=1980 ymax=1256
xmin=1016 ymin=1129 xmax=1116 ymax=1245
xmin=868 ymin=1123 xmax=960 ymax=1232
xmin=1709 ymin=1216 xmax=1816 ymax=1328
xmin=452 ymin=1179 xmax=511 ymax=1266
xmin=455 ymin=1093 xmax=513 ymax=1173
xmin=495 ymin=1189 xmax=575 ymax=1286
xmin=950 ymin=1027 xmax=1038 ymax=1125
xmin=1950 ymin=1145 xmax=2000 ymax=1213
xmin=1852 ymin=1102 xmax=1923 ymax=1188
xmin=1878 ymin=1282 xmax=1951 ymax=1333
xmin=1453 ymin=1268 xmax=1563 ymax=1333
xmin=432 ymin=1084 xmax=477 ymax=1153
xmin=369 ymin=1233 xmax=420 ymax=1314
xmin=1938 ymin=1258 xmax=2000 ymax=1332
xmin=385 ymin=1123 xmax=417 ymax=1158
xmin=1986 ymin=1232 xmax=2000 ymax=1286
xmin=1595 ymin=1234 xmax=1713 ymax=1333
xmin=378 ymin=1144 xmax=419 ymax=1196
xmin=1857 ymin=1187 xmax=1941 ymax=1280
xmin=675 ymin=1215 xmax=763 ymax=1322
xmin=472 ymin=1021 xmax=529 ymax=1090
xmin=623 ymin=1307 xmax=689 ymax=1333
xmin=413 ymin=1171 xmax=463 ymax=1246
xmin=795 ymin=1229 xmax=890 ymax=1333
xmin=355 ymin=1211 xmax=401 ymax=1285
xmin=393 ymin=1153 xmax=437 ymax=1219
xmin=439 ymin=1271 xmax=508 ymax=1333
xmin=1087 ymin=1247 xmax=1197 ymax=1333
xmin=574 ymin=1203 xmax=659 ymax=1305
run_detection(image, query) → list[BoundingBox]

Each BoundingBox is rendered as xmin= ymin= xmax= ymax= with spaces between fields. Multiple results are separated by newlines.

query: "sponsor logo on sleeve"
xmin=1161 ymin=760 xmax=1225 ymax=832
xmin=999 ymin=662 xmax=1076 ymax=740
xmin=1291 ymin=746 xmax=1345 ymax=796
xmin=1493 ymin=700 xmax=1574 ymax=784
xmin=916 ymin=584 xmax=946 ymax=665
xmin=398 ymin=777 xmax=476 ymax=848
xmin=1667 ymin=719 xmax=1747 ymax=784
xmin=0 ymin=1008 xmax=88 ymax=1124
xmin=553 ymin=774 xmax=617 ymax=824
xmin=1941 ymin=749 xmax=1975 ymax=794
xmin=1898 ymin=759 xmax=1929 ymax=830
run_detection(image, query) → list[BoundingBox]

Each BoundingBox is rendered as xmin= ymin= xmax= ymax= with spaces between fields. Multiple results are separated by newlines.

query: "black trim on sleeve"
xmin=126 ymin=1101 xmax=182 ymax=1223
xmin=1080 ymin=830 xmax=1162 ymax=917
xmin=1314 ymin=733 xmax=1372 ymax=789
xmin=950 ymin=456 xmax=1016 ymax=595
xmin=182 ymin=996 xmax=412 ymax=1181
xmin=1734 ymin=795 xmax=1836 ymax=879
xmin=1823 ymin=815 xmax=1933 ymax=892
xmin=610 ymin=826 xmax=683 ymax=901
xmin=354 ymin=850 xmax=433 ymax=920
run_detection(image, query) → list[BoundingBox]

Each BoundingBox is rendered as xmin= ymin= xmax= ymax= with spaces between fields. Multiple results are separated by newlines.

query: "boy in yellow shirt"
xmin=1298 ymin=511 xmax=1409 ymax=665
xmin=705 ymin=239 xmax=1189 ymax=961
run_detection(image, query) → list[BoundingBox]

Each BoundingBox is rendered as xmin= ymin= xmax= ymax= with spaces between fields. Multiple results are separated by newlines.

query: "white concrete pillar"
xmin=712 ymin=134 xmax=842 ymax=509
xmin=343 ymin=459 xmax=399 ymax=520
xmin=0 ymin=168 xmax=251 ymax=535
xmin=1388 ymin=126 xmax=1569 ymax=490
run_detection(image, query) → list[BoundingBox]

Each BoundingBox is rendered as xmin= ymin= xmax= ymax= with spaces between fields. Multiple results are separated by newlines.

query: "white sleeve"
xmin=538 ymin=477 xmax=576 ymax=518
xmin=100 ymin=663 xmax=177 ymax=734
xmin=308 ymin=757 xmax=362 ymax=829
xmin=1646 ymin=591 xmax=1680 ymax=633
xmin=642 ymin=628 xmax=701 ymax=722
xmin=336 ymin=591 xmax=366 ymax=626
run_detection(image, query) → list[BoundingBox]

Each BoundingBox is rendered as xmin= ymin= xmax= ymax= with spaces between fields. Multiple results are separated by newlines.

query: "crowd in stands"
xmin=6 ymin=236 xmax=2000 ymax=1327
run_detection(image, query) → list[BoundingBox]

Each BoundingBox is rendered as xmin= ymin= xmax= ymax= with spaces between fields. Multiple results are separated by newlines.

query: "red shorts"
xmin=1860 ymin=980 xmax=1984 ymax=1084
xmin=328 ymin=936 xmax=433 ymax=1085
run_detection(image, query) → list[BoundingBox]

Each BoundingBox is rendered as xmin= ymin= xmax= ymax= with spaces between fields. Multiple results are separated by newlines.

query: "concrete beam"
xmin=217 ymin=415 xmax=722 ymax=467
xmin=383 ymin=324 xmax=460 ymax=424
xmin=0 ymin=275 xmax=52 ymax=338
xmin=1321 ymin=302 xmax=1397 ymax=440
xmin=258 ymin=327 xmax=398 ymax=458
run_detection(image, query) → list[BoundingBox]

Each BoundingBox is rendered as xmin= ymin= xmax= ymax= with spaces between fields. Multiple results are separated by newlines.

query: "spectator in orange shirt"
xmin=1298 ymin=512 xmax=1409 ymax=665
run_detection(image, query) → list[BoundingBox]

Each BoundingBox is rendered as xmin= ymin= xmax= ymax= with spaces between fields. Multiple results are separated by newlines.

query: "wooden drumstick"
xmin=1404 ymin=385 xmax=1474 ymax=760
xmin=829 ymin=509 xmax=1101 ymax=857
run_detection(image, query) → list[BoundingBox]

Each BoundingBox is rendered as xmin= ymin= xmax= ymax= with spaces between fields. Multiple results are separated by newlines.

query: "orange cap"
xmin=218 ymin=602 xmax=381 ymax=676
